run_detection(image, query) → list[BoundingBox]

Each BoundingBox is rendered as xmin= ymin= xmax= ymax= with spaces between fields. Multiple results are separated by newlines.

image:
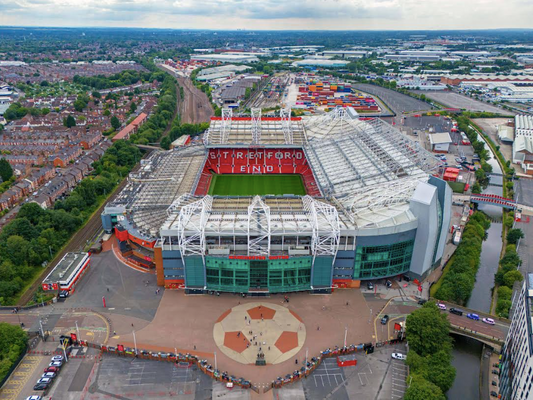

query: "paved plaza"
xmin=214 ymin=303 xmax=306 ymax=365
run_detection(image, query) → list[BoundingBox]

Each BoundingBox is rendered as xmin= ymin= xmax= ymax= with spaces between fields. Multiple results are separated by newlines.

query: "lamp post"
xmin=133 ymin=330 xmax=137 ymax=355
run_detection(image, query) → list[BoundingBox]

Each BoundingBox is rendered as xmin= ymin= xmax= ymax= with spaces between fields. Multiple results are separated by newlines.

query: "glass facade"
xmin=353 ymin=239 xmax=414 ymax=279
xmin=205 ymin=256 xmax=312 ymax=293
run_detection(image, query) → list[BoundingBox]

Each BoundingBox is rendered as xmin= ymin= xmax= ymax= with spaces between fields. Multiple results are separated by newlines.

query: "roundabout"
xmin=213 ymin=302 xmax=306 ymax=365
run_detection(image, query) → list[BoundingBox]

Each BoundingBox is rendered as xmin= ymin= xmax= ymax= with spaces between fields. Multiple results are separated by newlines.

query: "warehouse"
xmin=429 ymin=132 xmax=453 ymax=153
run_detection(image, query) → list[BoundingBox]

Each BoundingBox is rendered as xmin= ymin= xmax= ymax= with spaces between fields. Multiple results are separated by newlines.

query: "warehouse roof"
xmin=429 ymin=132 xmax=453 ymax=145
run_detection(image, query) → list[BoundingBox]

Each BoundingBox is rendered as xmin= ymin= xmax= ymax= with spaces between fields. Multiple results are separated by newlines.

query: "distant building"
xmin=42 ymin=252 xmax=90 ymax=293
xmin=513 ymin=115 xmax=533 ymax=175
xmin=113 ymin=112 xmax=148 ymax=142
xmin=191 ymin=54 xmax=259 ymax=64
xmin=499 ymin=274 xmax=533 ymax=400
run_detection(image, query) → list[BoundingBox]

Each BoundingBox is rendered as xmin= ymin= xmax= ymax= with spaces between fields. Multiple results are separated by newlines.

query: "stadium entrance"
xmin=250 ymin=260 xmax=268 ymax=290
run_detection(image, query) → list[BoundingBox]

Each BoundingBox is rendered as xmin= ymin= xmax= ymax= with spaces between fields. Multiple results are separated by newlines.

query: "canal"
xmin=447 ymin=133 xmax=504 ymax=399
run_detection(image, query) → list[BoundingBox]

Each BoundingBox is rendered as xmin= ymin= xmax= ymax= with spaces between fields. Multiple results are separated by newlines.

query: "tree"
xmin=63 ymin=115 xmax=76 ymax=128
xmin=406 ymin=302 xmax=452 ymax=357
xmin=503 ymin=270 xmax=523 ymax=288
xmin=404 ymin=376 xmax=446 ymax=400
xmin=0 ymin=158 xmax=13 ymax=182
xmin=110 ymin=116 xmax=121 ymax=131
xmin=92 ymin=91 xmax=101 ymax=99
xmin=130 ymin=102 xmax=137 ymax=113
xmin=73 ymin=99 xmax=86 ymax=112
xmin=507 ymin=228 xmax=524 ymax=245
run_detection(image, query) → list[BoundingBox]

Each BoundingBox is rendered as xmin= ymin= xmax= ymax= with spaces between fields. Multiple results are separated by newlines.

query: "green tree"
xmin=503 ymin=270 xmax=523 ymax=288
xmin=0 ymin=323 xmax=28 ymax=382
xmin=0 ymin=158 xmax=13 ymax=182
xmin=73 ymin=99 xmax=87 ymax=112
xmin=92 ymin=91 xmax=102 ymax=99
xmin=507 ymin=228 xmax=524 ymax=245
xmin=404 ymin=376 xmax=446 ymax=400
xmin=110 ymin=116 xmax=121 ymax=131
xmin=406 ymin=302 xmax=452 ymax=357
xmin=130 ymin=102 xmax=137 ymax=113
xmin=63 ymin=115 xmax=76 ymax=128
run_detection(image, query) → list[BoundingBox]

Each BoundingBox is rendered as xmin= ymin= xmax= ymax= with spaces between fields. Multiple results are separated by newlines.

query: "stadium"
xmin=102 ymin=107 xmax=452 ymax=294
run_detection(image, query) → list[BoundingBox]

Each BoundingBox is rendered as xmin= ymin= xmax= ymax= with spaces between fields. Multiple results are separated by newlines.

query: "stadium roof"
xmin=105 ymin=108 xmax=442 ymax=245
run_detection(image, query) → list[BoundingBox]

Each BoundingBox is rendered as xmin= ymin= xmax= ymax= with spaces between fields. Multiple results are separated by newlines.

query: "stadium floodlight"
xmin=176 ymin=195 xmax=212 ymax=257
xmin=247 ymin=195 xmax=271 ymax=256
xmin=302 ymin=195 xmax=340 ymax=260
xmin=251 ymin=108 xmax=262 ymax=145
xmin=280 ymin=108 xmax=293 ymax=144
xmin=221 ymin=108 xmax=233 ymax=144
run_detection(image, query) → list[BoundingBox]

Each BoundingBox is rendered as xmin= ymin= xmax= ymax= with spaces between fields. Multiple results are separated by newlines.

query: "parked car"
xmin=33 ymin=382 xmax=49 ymax=391
xmin=367 ymin=281 xmax=374 ymax=290
xmin=417 ymin=299 xmax=427 ymax=305
xmin=437 ymin=303 xmax=447 ymax=310
xmin=381 ymin=315 xmax=389 ymax=325
xmin=490 ymin=391 xmax=498 ymax=397
xmin=36 ymin=377 xmax=52 ymax=385
xmin=492 ymin=381 xmax=498 ymax=386
xmin=492 ymin=369 xmax=500 ymax=374
xmin=483 ymin=317 xmax=495 ymax=325
xmin=385 ymin=280 xmax=392 ymax=288
xmin=49 ymin=361 xmax=63 ymax=368
xmin=449 ymin=308 xmax=464 ymax=316
xmin=44 ymin=366 xmax=60 ymax=373
xmin=26 ymin=396 xmax=42 ymax=400
xmin=467 ymin=313 xmax=480 ymax=321
xmin=42 ymin=372 xmax=56 ymax=379
xmin=51 ymin=355 xmax=64 ymax=362
xmin=58 ymin=291 xmax=69 ymax=299
xmin=391 ymin=353 xmax=407 ymax=360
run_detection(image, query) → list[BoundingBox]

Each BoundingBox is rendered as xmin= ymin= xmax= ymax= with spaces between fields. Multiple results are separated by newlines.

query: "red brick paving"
xmin=274 ymin=331 xmax=299 ymax=353
xmin=109 ymin=289 xmax=374 ymax=384
xmin=247 ymin=306 xmax=276 ymax=320
xmin=289 ymin=309 xmax=303 ymax=323
xmin=224 ymin=331 xmax=251 ymax=353
xmin=216 ymin=309 xmax=231 ymax=323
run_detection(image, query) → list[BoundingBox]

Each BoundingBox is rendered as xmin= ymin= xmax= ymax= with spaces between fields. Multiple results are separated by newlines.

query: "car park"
xmin=449 ymin=307 xmax=464 ymax=316
xmin=437 ymin=303 xmax=447 ymax=310
xmin=467 ymin=313 xmax=480 ymax=320
xmin=483 ymin=317 xmax=495 ymax=325
xmin=381 ymin=315 xmax=389 ymax=324
xmin=391 ymin=353 xmax=407 ymax=360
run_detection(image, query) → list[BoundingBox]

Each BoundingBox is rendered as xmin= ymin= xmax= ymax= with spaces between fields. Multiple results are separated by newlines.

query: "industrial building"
xmin=499 ymin=274 xmax=533 ymax=400
xmin=101 ymin=108 xmax=451 ymax=294
xmin=291 ymin=59 xmax=349 ymax=68
xmin=196 ymin=65 xmax=252 ymax=82
xmin=429 ymin=132 xmax=453 ymax=153
xmin=191 ymin=54 xmax=259 ymax=64
xmin=513 ymin=115 xmax=533 ymax=175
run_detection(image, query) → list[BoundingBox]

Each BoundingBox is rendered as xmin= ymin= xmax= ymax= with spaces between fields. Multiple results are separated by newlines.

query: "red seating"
xmin=194 ymin=148 xmax=321 ymax=196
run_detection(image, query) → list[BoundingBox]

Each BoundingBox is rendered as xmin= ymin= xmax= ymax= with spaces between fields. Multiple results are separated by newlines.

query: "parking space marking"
xmin=0 ymin=355 xmax=42 ymax=400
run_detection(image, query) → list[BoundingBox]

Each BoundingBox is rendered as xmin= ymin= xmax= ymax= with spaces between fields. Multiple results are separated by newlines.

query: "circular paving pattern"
xmin=213 ymin=302 xmax=306 ymax=365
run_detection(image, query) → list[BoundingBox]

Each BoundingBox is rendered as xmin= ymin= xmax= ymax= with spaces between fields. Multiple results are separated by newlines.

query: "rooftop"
xmin=43 ymin=252 xmax=88 ymax=284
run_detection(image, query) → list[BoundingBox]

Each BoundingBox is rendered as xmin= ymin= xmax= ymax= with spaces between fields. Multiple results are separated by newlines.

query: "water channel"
xmin=447 ymin=133 xmax=504 ymax=399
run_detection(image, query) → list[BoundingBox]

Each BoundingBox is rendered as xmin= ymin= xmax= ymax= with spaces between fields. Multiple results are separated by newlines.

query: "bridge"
xmin=470 ymin=193 xmax=517 ymax=209
xmin=434 ymin=300 xmax=509 ymax=350
xmin=452 ymin=193 xmax=533 ymax=214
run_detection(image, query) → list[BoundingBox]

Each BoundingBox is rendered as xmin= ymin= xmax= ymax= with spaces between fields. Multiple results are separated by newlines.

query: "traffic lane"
xmin=444 ymin=312 xmax=507 ymax=339
xmin=0 ymin=312 xmax=39 ymax=328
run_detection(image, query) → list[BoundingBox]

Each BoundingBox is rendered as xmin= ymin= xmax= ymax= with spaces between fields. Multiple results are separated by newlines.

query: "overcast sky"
xmin=0 ymin=0 xmax=532 ymax=30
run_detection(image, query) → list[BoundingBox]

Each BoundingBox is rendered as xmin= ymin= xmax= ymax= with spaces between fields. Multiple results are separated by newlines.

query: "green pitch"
xmin=208 ymin=174 xmax=306 ymax=196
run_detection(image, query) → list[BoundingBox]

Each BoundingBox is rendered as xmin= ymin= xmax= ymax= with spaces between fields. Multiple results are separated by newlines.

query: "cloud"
xmin=0 ymin=0 xmax=531 ymax=29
